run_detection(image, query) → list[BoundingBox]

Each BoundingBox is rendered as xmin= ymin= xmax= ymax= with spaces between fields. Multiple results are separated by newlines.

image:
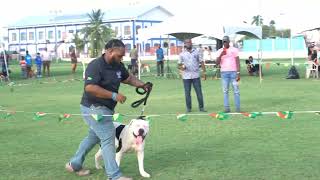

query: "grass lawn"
xmin=0 ymin=58 xmax=320 ymax=180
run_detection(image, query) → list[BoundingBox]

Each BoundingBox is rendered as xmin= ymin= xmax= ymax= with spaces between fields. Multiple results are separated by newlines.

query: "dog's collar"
xmin=133 ymin=132 xmax=146 ymax=140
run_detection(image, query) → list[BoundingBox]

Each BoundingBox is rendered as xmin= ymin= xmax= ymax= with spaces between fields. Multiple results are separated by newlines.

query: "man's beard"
xmin=110 ymin=57 xmax=119 ymax=65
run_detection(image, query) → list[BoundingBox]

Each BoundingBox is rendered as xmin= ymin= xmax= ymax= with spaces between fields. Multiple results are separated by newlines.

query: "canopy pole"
xmin=259 ymin=39 xmax=263 ymax=83
xmin=138 ymin=42 xmax=141 ymax=80
xmin=290 ymin=33 xmax=294 ymax=65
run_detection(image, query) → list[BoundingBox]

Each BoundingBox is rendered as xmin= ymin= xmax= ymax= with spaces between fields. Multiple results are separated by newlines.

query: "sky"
xmin=0 ymin=0 xmax=320 ymax=37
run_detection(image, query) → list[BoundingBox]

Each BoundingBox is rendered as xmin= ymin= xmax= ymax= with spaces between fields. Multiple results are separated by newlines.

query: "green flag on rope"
xmin=209 ymin=112 xmax=229 ymax=120
xmin=113 ymin=113 xmax=123 ymax=122
xmin=276 ymin=111 xmax=293 ymax=119
xmin=145 ymin=116 xmax=152 ymax=121
xmin=59 ymin=114 xmax=71 ymax=122
xmin=241 ymin=112 xmax=257 ymax=118
xmin=91 ymin=114 xmax=104 ymax=122
xmin=33 ymin=112 xmax=46 ymax=120
xmin=253 ymin=112 xmax=263 ymax=116
xmin=241 ymin=112 xmax=263 ymax=118
xmin=2 ymin=112 xmax=13 ymax=119
xmin=177 ymin=114 xmax=188 ymax=121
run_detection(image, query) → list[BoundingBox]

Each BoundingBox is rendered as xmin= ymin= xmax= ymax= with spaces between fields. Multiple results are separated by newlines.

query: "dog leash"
xmin=131 ymin=82 xmax=153 ymax=116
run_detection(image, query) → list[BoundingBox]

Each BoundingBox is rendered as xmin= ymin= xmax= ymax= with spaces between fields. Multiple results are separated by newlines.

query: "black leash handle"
xmin=131 ymin=82 xmax=153 ymax=108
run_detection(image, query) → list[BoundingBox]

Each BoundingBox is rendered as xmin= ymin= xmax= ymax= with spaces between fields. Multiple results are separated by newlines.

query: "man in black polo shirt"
xmin=65 ymin=39 xmax=151 ymax=180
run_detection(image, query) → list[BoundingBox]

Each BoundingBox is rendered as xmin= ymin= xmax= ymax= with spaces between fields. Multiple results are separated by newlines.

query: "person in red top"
xmin=19 ymin=56 xmax=27 ymax=79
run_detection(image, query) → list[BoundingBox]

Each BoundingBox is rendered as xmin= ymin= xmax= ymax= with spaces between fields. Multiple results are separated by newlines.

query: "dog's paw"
xmin=141 ymin=172 xmax=151 ymax=178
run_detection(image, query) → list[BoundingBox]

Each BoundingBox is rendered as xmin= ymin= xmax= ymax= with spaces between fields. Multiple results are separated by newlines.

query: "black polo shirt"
xmin=80 ymin=54 xmax=129 ymax=110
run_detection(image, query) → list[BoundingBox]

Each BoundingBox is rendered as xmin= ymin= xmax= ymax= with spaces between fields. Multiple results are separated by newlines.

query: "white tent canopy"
xmin=137 ymin=15 xmax=262 ymax=81
xmin=138 ymin=16 xmax=262 ymax=41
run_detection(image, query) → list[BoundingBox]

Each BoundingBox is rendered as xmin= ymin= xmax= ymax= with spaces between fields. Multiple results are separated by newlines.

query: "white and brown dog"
xmin=95 ymin=117 xmax=151 ymax=178
xmin=140 ymin=64 xmax=150 ymax=73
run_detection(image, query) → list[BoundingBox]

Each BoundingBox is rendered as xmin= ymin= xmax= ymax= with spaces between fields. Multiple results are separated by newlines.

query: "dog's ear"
xmin=137 ymin=116 xmax=146 ymax=120
xmin=128 ymin=119 xmax=134 ymax=126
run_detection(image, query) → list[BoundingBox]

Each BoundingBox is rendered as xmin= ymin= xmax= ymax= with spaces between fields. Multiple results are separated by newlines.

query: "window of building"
xmin=124 ymin=26 xmax=131 ymax=35
xmin=136 ymin=25 xmax=141 ymax=34
xmin=20 ymin=32 xmax=26 ymax=41
xmin=154 ymin=43 xmax=159 ymax=47
xmin=57 ymin=30 xmax=61 ymax=39
xmin=68 ymin=30 xmax=74 ymax=33
xmin=145 ymin=43 xmax=151 ymax=52
xmin=48 ymin=31 xmax=54 ymax=39
xmin=38 ymin=31 xmax=44 ymax=40
xmin=170 ymin=43 xmax=175 ymax=47
xmin=115 ymin=27 xmax=119 ymax=36
xmin=29 ymin=32 xmax=34 ymax=41
xmin=11 ymin=33 xmax=17 ymax=41
xmin=144 ymin=26 xmax=148 ymax=28
xmin=38 ymin=48 xmax=46 ymax=51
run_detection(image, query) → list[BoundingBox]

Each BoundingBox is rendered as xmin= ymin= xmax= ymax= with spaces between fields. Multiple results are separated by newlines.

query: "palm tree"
xmin=82 ymin=9 xmax=114 ymax=57
xmin=268 ymin=20 xmax=276 ymax=38
xmin=251 ymin=15 xmax=264 ymax=26
xmin=269 ymin=20 xmax=276 ymax=27
xmin=72 ymin=32 xmax=86 ymax=55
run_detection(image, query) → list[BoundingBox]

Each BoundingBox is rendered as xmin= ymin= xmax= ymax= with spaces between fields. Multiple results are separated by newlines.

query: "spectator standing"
xmin=25 ymin=51 xmax=32 ymax=78
xmin=156 ymin=45 xmax=164 ymax=76
xmin=35 ymin=53 xmax=42 ymax=78
xmin=216 ymin=36 xmax=241 ymax=113
xmin=70 ymin=48 xmax=78 ymax=75
xmin=129 ymin=45 xmax=138 ymax=75
xmin=178 ymin=39 xmax=206 ymax=113
xmin=20 ymin=56 xmax=27 ymax=79
xmin=42 ymin=48 xmax=51 ymax=77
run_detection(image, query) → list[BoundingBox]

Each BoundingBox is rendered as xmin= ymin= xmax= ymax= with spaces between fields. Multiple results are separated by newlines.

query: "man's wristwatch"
xmin=237 ymin=72 xmax=240 ymax=74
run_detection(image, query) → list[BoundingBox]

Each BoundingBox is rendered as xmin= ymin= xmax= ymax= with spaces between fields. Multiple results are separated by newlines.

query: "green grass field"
xmin=0 ymin=59 xmax=320 ymax=180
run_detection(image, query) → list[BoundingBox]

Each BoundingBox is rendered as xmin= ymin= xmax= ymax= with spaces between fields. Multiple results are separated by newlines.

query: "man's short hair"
xmin=105 ymin=39 xmax=125 ymax=49
xmin=184 ymin=39 xmax=192 ymax=43
xmin=222 ymin=36 xmax=230 ymax=42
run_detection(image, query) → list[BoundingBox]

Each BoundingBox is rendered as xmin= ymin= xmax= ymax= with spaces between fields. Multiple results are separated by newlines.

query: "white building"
xmin=7 ymin=5 xmax=179 ymax=57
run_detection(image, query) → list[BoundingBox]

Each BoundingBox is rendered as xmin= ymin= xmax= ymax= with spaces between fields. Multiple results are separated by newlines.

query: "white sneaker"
xmin=65 ymin=163 xmax=90 ymax=176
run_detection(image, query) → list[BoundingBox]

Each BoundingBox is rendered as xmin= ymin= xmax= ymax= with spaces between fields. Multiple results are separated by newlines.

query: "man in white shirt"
xmin=42 ymin=48 xmax=51 ymax=77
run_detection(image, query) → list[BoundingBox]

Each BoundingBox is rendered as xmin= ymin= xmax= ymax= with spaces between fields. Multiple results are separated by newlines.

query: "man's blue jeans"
xmin=69 ymin=105 xmax=122 ymax=180
xmin=221 ymin=71 xmax=240 ymax=111
xmin=36 ymin=64 xmax=41 ymax=77
xmin=183 ymin=78 xmax=204 ymax=111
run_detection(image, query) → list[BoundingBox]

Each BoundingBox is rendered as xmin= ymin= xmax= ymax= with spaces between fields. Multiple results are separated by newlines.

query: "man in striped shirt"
xmin=178 ymin=39 xmax=206 ymax=113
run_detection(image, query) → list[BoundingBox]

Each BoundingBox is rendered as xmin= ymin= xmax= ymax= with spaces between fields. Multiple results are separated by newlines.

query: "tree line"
xmin=251 ymin=15 xmax=291 ymax=39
